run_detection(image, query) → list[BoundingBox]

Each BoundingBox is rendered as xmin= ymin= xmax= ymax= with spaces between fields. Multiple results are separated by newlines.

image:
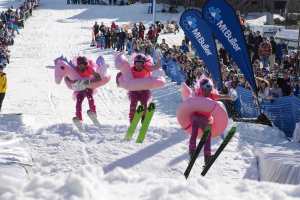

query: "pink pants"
xmin=189 ymin=114 xmax=211 ymax=156
xmin=128 ymin=90 xmax=151 ymax=122
xmin=75 ymin=89 xmax=96 ymax=120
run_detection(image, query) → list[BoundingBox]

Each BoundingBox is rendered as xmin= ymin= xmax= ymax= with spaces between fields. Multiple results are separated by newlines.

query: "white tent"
xmin=275 ymin=29 xmax=299 ymax=49
xmin=247 ymin=24 xmax=284 ymax=37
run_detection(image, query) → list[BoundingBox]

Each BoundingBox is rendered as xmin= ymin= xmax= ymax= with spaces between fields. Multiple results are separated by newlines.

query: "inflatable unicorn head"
xmin=54 ymin=55 xmax=111 ymax=91
xmin=54 ymin=56 xmax=79 ymax=84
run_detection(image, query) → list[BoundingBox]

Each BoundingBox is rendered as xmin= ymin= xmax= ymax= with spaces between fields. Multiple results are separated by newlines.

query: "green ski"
xmin=125 ymin=105 xmax=144 ymax=140
xmin=136 ymin=103 xmax=156 ymax=143
xmin=201 ymin=126 xmax=237 ymax=176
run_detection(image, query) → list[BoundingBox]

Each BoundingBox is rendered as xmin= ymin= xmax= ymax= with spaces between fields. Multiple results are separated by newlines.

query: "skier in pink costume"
xmin=188 ymin=77 xmax=233 ymax=165
xmin=54 ymin=55 xmax=111 ymax=123
xmin=65 ymin=56 xmax=102 ymax=121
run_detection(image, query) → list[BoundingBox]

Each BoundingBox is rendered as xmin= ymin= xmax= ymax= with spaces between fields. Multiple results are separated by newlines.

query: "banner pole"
xmin=297 ymin=25 xmax=300 ymax=75
xmin=153 ymin=0 xmax=156 ymax=24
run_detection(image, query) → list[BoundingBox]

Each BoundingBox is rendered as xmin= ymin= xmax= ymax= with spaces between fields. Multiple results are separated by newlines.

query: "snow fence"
xmin=236 ymin=87 xmax=300 ymax=138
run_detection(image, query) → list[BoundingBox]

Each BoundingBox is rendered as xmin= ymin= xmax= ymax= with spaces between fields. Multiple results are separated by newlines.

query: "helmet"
xmin=77 ymin=56 xmax=88 ymax=66
xmin=200 ymin=79 xmax=213 ymax=91
xmin=134 ymin=54 xmax=146 ymax=64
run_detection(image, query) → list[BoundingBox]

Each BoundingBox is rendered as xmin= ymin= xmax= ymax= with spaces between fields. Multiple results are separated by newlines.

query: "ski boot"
xmin=204 ymin=155 xmax=214 ymax=168
xmin=189 ymin=149 xmax=196 ymax=160
xmin=87 ymin=110 xmax=100 ymax=127
xmin=73 ymin=116 xmax=83 ymax=131
xmin=87 ymin=110 xmax=97 ymax=119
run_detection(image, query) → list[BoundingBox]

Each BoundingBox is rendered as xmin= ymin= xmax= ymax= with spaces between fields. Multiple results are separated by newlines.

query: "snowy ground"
xmin=0 ymin=0 xmax=300 ymax=199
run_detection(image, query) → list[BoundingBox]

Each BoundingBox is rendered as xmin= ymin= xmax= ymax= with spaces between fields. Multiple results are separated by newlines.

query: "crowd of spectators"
xmin=67 ymin=0 xmax=130 ymax=5
xmin=220 ymin=30 xmax=300 ymax=101
xmin=90 ymin=21 xmax=178 ymax=53
xmin=0 ymin=0 xmax=39 ymax=68
xmin=0 ymin=0 xmax=39 ymax=112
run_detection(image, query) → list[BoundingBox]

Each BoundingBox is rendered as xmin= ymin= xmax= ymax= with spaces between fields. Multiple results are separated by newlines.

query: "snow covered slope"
xmin=0 ymin=0 xmax=300 ymax=199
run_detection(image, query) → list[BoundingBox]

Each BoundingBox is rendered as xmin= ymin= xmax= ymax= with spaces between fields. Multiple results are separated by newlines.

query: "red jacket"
xmin=111 ymin=22 xmax=117 ymax=30
xmin=147 ymin=29 xmax=156 ymax=40
xmin=77 ymin=64 xmax=94 ymax=78
xmin=131 ymin=59 xmax=152 ymax=78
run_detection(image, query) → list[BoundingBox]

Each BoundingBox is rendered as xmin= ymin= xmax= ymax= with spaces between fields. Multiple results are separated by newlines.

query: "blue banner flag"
xmin=180 ymin=9 xmax=223 ymax=90
xmin=202 ymin=0 xmax=257 ymax=91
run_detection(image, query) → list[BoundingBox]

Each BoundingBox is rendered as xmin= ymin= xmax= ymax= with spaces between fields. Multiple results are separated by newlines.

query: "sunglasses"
xmin=201 ymin=80 xmax=213 ymax=91
xmin=134 ymin=60 xmax=145 ymax=64
xmin=78 ymin=62 xmax=88 ymax=66
xmin=202 ymin=83 xmax=212 ymax=91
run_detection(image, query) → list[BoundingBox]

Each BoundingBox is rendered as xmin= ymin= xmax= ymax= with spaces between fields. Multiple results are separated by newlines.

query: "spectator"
xmin=147 ymin=26 xmax=156 ymax=43
xmin=160 ymin=38 xmax=169 ymax=50
xmin=276 ymin=40 xmax=287 ymax=65
xmin=278 ymin=73 xmax=292 ymax=96
xmin=111 ymin=21 xmax=117 ymax=30
xmin=269 ymin=36 xmax=277 ymax=71
xmin=270 ymin=80 xmax=283 ymax=98
xmin=219 ymin=47 xmax=229 ymax=66
xmin=259 ymin=37 xmax=272 ymax=69
xmin=111 ymin=29 xmax=117 ymax=49
xmin=104 ymin=27 xmax=111 ymax=49
xmin=93 ymin=21 xmax=99 ymax=36
xmin=251 ymin=31 xmax=263 ymax=62
xmin=95 ymin=33 xmax=101 ymax=48
xmin=0 ymin=65 xmax=6 ymax=112
xmin=237 ymin=11 xmax=246 ymax=31
xmin=138 ymin=22 xmax=145 ymax=40
xmin=100 ymin=22 xmax=105 ymax=33
xmin=228 ymin=80 xmax=241 ymax=117
xmin=179 ymin=40 xmax=189 ymax=53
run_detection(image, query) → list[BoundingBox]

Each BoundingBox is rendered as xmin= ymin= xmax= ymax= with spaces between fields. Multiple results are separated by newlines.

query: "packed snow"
xmin=0 ymin=0 xmax=300 ymax=199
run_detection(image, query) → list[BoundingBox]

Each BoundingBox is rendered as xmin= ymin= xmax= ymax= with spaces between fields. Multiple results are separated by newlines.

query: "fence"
xmin=237 ymin=87 xmax=300 ymax=138
xmin=161 ymin=57 xmax=186 ymax=85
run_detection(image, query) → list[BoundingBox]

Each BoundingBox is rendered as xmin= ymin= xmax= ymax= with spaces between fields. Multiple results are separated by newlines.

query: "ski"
xmin=87 ymin=110 xmax=101 ymax=128
xmin=73 ymin=118 xmax=84 ymax=132
xmin=201 ymin=126 xmax=237 ymax=176
xmin=136 ymin=103 xmax=155 ymax=143
xmin=184 ymin=127 xmax=211 ymax=179
xmin=125 ymin=105 xmax=144 ymax=140
xmin=0 ymin=113 xmax=22 ymax=116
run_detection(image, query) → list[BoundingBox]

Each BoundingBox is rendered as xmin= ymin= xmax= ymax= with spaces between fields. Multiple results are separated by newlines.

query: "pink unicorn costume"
xmin=54 ymin=55 xmax=111 ymax=120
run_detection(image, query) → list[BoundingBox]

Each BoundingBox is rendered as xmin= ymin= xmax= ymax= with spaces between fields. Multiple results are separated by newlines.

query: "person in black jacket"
xmin=252 ymin=31 xmax=263 ymax=62
xmin=93 ymin=22 xmax=99 ymax=36
xmin=117 ymin=28 xmax=126 ymax=51
xmin=104 ymin=28 xmax=111 ymax=49
xmin=269 ymin=36 xmax=277 ymax=71
xmin=277 ymin=73 xmax=292 ymax=96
